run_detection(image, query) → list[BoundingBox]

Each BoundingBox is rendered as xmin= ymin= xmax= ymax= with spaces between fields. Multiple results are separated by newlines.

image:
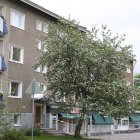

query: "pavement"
xmin=85 ymin=132 xmax=140 ymax=140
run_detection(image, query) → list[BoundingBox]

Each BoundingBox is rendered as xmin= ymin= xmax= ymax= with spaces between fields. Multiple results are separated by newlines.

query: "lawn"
xmin=27 ymin=135 xmax=100 ymax=140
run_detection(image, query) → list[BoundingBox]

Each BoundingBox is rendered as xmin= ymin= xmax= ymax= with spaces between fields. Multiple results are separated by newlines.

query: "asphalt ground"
xmin=85 ymin=132 xmax=140 ymax=140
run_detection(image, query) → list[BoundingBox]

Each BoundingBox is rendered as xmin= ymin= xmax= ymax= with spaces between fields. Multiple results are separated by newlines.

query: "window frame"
xmin=14 ymin=114 xmax=21 ymax=126
xmin=35 ymin=40 xmax=47 ymax=52
xmin=9 ymin=44 xmax=24 ymax=64
xmin=35 ymin=65 xmax=47 ymax=74
xmin=40 ymin=83 xmax=47 ymax=93
xmin=42 ymin=23 xmax=48 ymax=33
xmin=36 ymin=20 xmax=48 ymax=33
xmin=10 ymin=9 xmax=25 ymax=30
xmin=8 ymin=80 xmax=22 ymax=98
xmin=36 ymin=20 xmax=42 ymax=31
xmin=37 ymin=82 xmax=47 ymax=93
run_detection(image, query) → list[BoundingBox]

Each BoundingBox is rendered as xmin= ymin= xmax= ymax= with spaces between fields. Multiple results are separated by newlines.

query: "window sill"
xmin=10 ymin=25 xmax=24 ymax=31
xmin=14 ymin=124 xmax=22 ymax=127
xmin=8 ymin=96 xmax=22 ymax=99
xmin=9 ymin=60 xmax=23 ymax=64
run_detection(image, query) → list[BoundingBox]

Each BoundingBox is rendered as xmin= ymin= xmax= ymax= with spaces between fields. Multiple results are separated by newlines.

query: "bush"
xmin=24 ymin=128 xmax=41 ymax=136
xmin=1 ymin=129 xmax=27 ymax=140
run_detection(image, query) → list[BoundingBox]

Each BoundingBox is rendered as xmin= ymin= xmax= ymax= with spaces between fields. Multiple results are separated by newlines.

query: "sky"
xmin=31 ymin=0 xmax=140 ymax=73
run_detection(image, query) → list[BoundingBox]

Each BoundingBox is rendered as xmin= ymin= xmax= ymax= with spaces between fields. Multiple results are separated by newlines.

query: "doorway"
xmin=35 ymin=104 xmax=43 ymax=128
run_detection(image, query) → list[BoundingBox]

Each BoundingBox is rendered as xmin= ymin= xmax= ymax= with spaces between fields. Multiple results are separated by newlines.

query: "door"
xmin=51 ymin=114 xmax=58 ymax=130
xmin=35 ymin=105 xmax=42 ymax=128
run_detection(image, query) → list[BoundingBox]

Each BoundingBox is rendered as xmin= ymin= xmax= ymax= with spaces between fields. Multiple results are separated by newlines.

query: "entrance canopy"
xmin=129 ymin=113 xmax=140 ymax=122
xmin=31 ymin=93 xmax=44 ymax=100
xmin=59 ymin=113 xmax=79 ymax=119
xmin=92 ymin=113 xmax=113 ymax=125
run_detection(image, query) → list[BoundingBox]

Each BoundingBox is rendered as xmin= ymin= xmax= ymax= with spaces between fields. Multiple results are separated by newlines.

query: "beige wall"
xmin=0 ymin=0 xmax=54 ymax=112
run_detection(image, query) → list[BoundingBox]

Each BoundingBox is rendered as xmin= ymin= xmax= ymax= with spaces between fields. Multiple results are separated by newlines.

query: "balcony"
xmin=0 ymin=17 xmax=4 ymax=37
xmin=0 ymin=16 xmax=8 ymax=37
xmin=0 ymin=55 xmax=6 ymax=72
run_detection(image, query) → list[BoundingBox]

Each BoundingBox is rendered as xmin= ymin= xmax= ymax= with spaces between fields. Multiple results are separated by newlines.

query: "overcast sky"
xmin=31 ymin=0 xmax=140 ymax=73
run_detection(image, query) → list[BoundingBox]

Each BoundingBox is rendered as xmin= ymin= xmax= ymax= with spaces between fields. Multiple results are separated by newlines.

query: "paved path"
xmin=85 ymin=132 xmax=140 ymax=140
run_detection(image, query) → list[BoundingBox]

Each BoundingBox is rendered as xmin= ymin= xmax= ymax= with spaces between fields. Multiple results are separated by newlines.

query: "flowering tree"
xmin=37 ymin=19 xmax=137 ymax=137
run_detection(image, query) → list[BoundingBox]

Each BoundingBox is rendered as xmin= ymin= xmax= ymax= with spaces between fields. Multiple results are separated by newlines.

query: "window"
xmin=126 ymin=68 xmax=131 ymax=73
xmin=127 ymin=81 xmax=131 ymax=86
xmin=35 ymin=66 xmax=41 ymax=73
xmin=40 ymin=83 xmax=47 ymax=93
xmin=0 ymin=77 xmax=3 ymax=101
xmin=36 ymin=40 xmax=47 ymax=52
xmin=37 ymin=82 xmax=47 ymax=93
xmin=41 ymin=41 xmax=47 ymax=52
xmin=55 ymin=92 xmax=66 ymax=102
xmin=36 ymin=20 xmax=48 ymax=33
xmin=40 ymin=65 xmax=47 ymax=73
xmin=14 ymin=114 xmax=21 ymax=126
xmin=35 ymin=65 xmax=47 ymax=73
xmin=9 ymin=44 xmax=24 ymax=64
xmin=8 ymin=80 xmax=22 ymax=98
xmin=10 ymin=9 xmax=25 ymax=30
xmin=122 ymin=120 xmax=128 ymax=126
xmin=36 ymin=20 xmax=42 ymax=31
xmin=36 ymin=40 xmax=41 ymax=50
xmin=42 ymin=23 xmax=48 ymax=33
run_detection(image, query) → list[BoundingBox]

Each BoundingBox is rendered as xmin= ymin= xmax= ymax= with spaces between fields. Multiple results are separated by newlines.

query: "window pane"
xmin=40 ymin=65 xmax=44 ymax=72
xmin=12 ymin=47 xmax=21 ymax=62
xmin=14 ymin=115 xmax=18 ymax=124
xmin=41 ymin=42 xmax=47 ymax=51
xmin=36 ymin=21 xmax=42 ymax=31
xmin=43 ymin=23 xmax=48 ymax=33
xmin=11 ymin=82 xmax=19 ymax=96
xmin=36 ymin=40 xmax=41 ymax=50
xmin=13 ymin=12 xmax=21 ymax=28
xmin=11 ymin=10 xmax=24 ymax=29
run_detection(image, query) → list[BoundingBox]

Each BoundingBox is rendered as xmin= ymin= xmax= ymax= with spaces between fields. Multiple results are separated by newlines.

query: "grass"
xmin=27 ymin=135 xmax=100 ymax=140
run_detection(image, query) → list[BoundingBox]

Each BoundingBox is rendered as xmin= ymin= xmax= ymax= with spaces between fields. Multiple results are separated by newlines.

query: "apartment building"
xmin=0 ymin=0 xmax=135 ymax=134
xmin=0 ymin=0 xmax=61 ymax=129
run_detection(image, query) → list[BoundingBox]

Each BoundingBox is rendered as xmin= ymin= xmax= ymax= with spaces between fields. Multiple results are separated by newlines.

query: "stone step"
xmin=40 ymin=128 xmax=64 ymax=136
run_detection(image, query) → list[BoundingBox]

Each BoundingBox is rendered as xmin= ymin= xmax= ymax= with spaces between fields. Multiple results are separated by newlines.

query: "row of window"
xmin=8 ymin=80 xmax=47 ymax=98
xmin=10 ymin=9 xmax=49 ymax=32
xmin=9 ymin=43 xmax=47 ymax=73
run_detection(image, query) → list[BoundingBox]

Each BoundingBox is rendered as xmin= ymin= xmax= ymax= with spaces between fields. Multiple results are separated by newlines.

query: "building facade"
xmin=0 ymin=0 xmax=135 ymax=134
xmin=0 ymin=0 xmax=63 ymax=129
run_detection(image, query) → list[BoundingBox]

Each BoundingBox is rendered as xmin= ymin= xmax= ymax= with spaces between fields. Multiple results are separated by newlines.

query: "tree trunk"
xmin=74 ymin=117 xmax=84 ymax=137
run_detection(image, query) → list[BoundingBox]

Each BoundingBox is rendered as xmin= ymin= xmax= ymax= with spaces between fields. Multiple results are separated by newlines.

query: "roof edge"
xmin=20 ymin=0 xmax=88 ymax=32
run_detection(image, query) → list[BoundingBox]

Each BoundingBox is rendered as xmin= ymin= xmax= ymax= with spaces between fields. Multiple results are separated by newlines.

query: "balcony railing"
xmin=0 ymin=16 xmax=8 ymax=37
xmin=0 ymin=55 xmax=7 ymax=72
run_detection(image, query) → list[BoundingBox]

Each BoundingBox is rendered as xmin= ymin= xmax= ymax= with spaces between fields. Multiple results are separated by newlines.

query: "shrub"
xmin=2 ymin=129 xmax=27 ymax=140
xmin=24 ymin=128 xmax=41 ymax=136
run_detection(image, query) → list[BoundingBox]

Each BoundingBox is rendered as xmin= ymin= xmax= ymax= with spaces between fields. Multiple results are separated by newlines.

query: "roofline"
xmin=20 ymin=0 xmax=62 ymax=19
xmin=20 ymin=0 xmax=88 ymax=32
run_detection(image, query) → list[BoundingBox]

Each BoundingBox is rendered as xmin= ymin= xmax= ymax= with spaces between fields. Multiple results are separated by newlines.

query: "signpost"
xmin=25 ymin=78 xmax=42 ymax=140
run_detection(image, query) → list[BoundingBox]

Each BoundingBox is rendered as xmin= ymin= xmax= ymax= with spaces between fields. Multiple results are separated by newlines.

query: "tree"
xmin=36 ymin=19 xmax=137 ymax=137
xmin=135 ymin=73 xmax=140 ymax=79
xmin=0 ymin=93 xmax=12 ymax=132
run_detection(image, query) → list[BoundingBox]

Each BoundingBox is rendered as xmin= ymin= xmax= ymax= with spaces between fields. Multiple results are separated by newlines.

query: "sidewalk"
xmin=85 ymin=132 xmax=140 ymax=140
